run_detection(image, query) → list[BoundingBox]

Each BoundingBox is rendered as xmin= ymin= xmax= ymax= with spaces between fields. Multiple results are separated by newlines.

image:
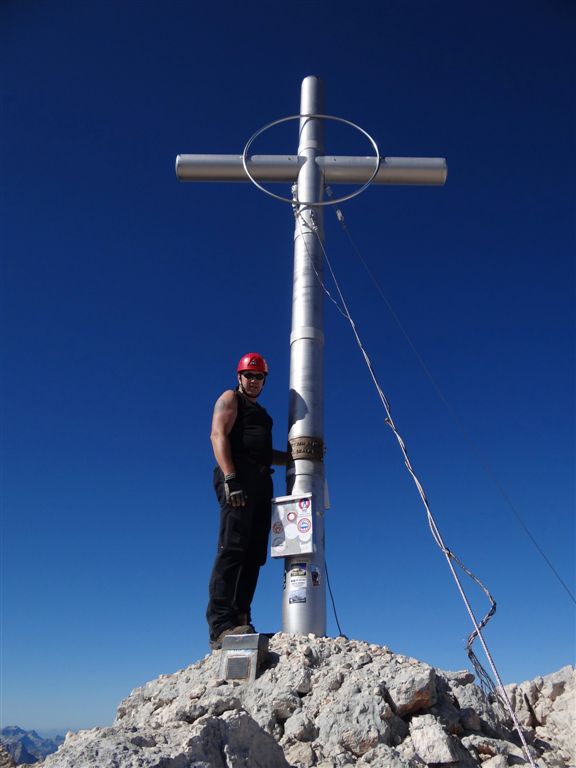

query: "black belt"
xmin=234 ymin=457 xmax=274 ymax=475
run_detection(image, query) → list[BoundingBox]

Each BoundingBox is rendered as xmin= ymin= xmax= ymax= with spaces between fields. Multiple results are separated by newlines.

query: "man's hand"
xmin=224 ymin=473 xmax=247 ymax=507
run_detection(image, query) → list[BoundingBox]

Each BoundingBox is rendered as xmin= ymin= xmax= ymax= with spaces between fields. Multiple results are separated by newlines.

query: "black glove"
xmin=224 ymin=473 xmax=247 ymax=507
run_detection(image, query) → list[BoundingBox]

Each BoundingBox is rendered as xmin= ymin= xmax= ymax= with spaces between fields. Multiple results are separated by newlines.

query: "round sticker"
xmin=297 ymin=518 xmax=311 ymax=533
xmin=284 ymin=523 xmax=299 ymax=540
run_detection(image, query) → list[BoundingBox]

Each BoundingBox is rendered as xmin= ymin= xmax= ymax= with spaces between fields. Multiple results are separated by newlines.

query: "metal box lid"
xmin=270 ymin=492 xmax=314 ymax=558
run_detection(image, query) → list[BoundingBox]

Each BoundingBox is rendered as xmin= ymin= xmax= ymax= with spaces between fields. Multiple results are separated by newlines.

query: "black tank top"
xmin=228 ymin=390 xmax=273 ymax=467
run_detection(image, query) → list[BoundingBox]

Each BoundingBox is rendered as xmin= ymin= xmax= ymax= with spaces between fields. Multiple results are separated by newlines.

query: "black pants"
xmin=206 ymin=465 xmax=273 ymax=641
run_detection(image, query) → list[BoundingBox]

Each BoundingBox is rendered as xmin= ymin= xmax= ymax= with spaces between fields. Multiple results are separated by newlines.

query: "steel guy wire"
xmin=333 ymin=205 xmax=576 ymax=608
xmin=325 ymin=560 xmax=344 ymax=638
xmin=292 ymin=195 xmax=348 ymax=320
xmin=296 ymin=208 xmax=538 ymax=768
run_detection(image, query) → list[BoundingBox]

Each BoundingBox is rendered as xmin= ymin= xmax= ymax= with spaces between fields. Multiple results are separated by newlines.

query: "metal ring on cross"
xmin=241 ymin=114 xmax=381 ymax=207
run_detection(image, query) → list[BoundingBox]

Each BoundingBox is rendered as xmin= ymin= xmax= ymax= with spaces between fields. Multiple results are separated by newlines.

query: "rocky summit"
xmin=38 ymin=634 xmax=574 ymax=767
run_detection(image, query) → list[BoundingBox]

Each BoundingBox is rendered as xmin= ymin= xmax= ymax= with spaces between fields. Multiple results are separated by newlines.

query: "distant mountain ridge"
xmin=0 ymin=727 xmax=64 ymax=765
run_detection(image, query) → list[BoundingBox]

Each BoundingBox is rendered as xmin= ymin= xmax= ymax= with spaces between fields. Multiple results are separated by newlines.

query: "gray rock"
xmin=409 ymin=714 xmax=459 ymax=764
xmin=428 ymin=694 xmax=463 ymax=735
xmin=480 ymin=756 xmax=508 ymax=768
xmin=461 ymin=733 xmax=511 ymax=757
xmin=504 ymin=665 xmax=576 ymax=766
xmin=386 ymin=665 xmax=437 ymax=716
xmin=450 ymin=678 xmax=507 ymax=738
xmin=356 ymin=743 xmax=413 ymax=767
xmin=440 ymin=669 xmax=476 ymax=687
xmin=42 ymin=712 xmax=290 ymax=768
xmin=316 ymin=681 xmax=391 ymax=758
xmin=461 ymin=731 xmax=539 ymax=768
xmin=284 ymin=740 xmax=316 ymax=767
xmin=387 ymin=715 xmax=410 ymax=746
xmin=283 ymin=712 xmax=317 ymax=742
xmin=459 ymin=706 xmax=482 ymax=732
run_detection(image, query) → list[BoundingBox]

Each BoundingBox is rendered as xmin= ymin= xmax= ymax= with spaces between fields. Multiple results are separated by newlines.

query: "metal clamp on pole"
xmin=289 ymin=436 xmax=325 ymax=462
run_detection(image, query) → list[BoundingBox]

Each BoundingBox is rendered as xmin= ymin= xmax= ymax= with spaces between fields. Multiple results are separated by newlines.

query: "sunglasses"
xmin=241 ymin=372 xmax=265 ymax=381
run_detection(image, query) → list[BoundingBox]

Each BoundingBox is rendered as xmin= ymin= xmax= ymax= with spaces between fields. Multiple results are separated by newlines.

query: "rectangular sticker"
xmin=288 ymin=562 xmax=307 ymax=589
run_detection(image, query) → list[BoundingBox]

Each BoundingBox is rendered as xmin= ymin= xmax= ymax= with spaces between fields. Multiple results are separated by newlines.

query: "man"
xmin=206 ymin=352 xmax=288 ymax=650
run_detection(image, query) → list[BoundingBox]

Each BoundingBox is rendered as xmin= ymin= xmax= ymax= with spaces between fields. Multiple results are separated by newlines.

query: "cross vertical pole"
xmin=284 ymin=76 xmax=327 ymax=635
xmin=175 ymin=76 xmax=447 ymax=638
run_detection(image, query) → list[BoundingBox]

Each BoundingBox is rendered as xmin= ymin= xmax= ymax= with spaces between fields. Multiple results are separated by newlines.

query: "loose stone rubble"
xmin=38 ymin=634 xmax=574 ymax=767
xmin=0 ymin=744 xmax=16 ymax=768
xmin=504 ymin=665 xmax=575 ymax=768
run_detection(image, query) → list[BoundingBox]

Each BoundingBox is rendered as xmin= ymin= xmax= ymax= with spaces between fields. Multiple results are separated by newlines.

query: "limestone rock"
xmin=409 ymin=714 xmax=459 ymax=764
xmin=387 ymin=665 xmax=437 ymax=716
xmin=283 ymin=740 xmax=316 ymax=768
xmin=283 ymin=712 xmax=317 ymax=742
xmin=504 ymin=665 xmax=576 ymax=766
xmin=481 ymin=757 xmax=508 ymax=768
xmin=41 ymin=712 xmax=289 ymax=768
xmin=459 ymin=706 xmax=482 ymax=732
xmin=356 ymin=743 xmax=413 ymax=767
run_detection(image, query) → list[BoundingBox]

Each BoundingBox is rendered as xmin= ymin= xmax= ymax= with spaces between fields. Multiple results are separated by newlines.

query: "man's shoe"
xmin=209 ymin=624 xmax=253 ymax=651
xmin=236 ymin=614 xmax=257 ymax=634
xmin=237 ymin=613 xmax=255 ymax=630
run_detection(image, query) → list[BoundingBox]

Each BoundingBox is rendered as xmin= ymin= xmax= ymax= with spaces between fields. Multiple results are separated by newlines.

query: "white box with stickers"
xmin=270 ymin=492 xmax=314 ymax=557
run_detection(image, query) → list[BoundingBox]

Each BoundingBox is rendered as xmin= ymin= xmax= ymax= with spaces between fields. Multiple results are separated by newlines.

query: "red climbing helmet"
xmin=237 ymin=352 xmax=268 ymax=375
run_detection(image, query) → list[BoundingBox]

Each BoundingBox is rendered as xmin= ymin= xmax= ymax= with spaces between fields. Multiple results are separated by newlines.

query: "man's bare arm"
xmin=210 ymin=390 xmax=238 ymax=476
xmin=272 ymin=449 xmax=290 ymax=466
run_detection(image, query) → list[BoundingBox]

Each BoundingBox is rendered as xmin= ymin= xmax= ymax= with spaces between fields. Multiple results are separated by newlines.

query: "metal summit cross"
xmin=176 ymin=76 xmax=447 ymax=637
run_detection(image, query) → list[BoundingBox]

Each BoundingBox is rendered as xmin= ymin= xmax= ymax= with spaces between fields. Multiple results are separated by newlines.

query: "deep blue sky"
xmin=1 ymin=0 xmax=574 ymax=732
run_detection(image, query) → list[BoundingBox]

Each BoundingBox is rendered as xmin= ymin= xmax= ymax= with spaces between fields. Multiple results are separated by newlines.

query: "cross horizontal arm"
xmin=175 ymin=154 xmax=447 ymax=185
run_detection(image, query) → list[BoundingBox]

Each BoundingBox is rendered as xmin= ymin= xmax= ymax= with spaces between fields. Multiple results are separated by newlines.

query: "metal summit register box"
xmin=270 ymin=492 xmax=314 ymax=558
xmin=219 ymin=633 xmax=269 ymax=683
